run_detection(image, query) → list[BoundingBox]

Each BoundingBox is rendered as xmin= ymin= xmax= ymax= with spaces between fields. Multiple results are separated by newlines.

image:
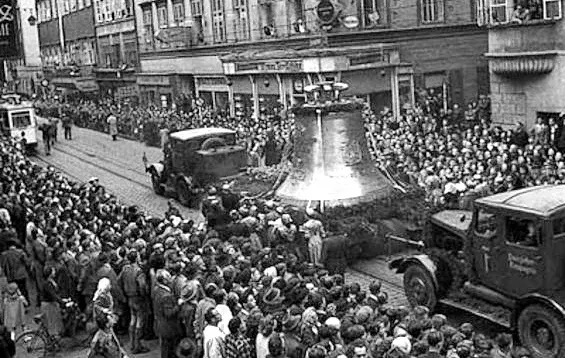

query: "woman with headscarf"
xmin=92 ymin=277 xmax=114 ymax=322
xmin=93 ymin=277 xmax=114 ymax=322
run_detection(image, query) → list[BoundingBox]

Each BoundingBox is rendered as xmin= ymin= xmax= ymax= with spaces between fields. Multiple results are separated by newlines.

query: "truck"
xmin=390 ymin=185 xmax=565 ymax=358
xmin=145 ymin=127 xmax=247 ymax=206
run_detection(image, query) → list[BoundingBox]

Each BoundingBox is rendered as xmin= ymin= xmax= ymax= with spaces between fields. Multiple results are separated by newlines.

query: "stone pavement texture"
xmin=33 ymin=121 xmax=203 ymax=222
xmin=30 ymin=123 xmax=408 ymax=357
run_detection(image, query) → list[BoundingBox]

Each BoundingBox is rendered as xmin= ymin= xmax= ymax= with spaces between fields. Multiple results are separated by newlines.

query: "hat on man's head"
xmin=282 ymin=314 xmax=301 ymax=332
xmin=262 ymin=287 xmax=284 ymax=306
xmin=175 ymin=338 xmax=196 ymax=358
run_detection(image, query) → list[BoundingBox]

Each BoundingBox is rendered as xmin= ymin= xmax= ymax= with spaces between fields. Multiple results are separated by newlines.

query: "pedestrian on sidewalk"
xmin=107 ymin=112 xmax=118 ymax=141
xmin=62 ymin=115 xmax=73 ymax=140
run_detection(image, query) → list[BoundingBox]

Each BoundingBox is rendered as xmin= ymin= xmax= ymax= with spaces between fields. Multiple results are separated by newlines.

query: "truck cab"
xmin=391 ymin=185 xmax=565 ymax=358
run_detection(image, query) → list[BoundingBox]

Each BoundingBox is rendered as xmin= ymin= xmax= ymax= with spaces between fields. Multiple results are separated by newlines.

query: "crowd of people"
xmin=34 ymin=98 xmax=292 ymax=168
xmin=0 ymin=87 xmax=548 ymax=358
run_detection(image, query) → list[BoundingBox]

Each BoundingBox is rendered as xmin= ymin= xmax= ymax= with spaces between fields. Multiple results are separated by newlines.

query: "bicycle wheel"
xmin=16 ymin=330 xmax=48 ymax=358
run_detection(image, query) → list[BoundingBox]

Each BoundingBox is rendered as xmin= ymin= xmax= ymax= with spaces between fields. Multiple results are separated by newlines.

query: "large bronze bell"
xmin=276 ymin=82 xmax=393 ymax=208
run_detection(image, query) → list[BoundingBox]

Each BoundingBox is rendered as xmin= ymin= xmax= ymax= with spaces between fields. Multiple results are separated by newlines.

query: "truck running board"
xmin=439 ymin=298 xmax=511 ymax=330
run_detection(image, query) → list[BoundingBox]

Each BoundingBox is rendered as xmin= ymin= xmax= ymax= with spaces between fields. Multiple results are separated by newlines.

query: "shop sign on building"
xmin=137 ymin=75 xmax=171 ymax=86
xmin=0 ymin=0 xmax=18 ymax=57
xmin=316 ymin=0 xmax=337 ymax=25
xmin=235 ymin=60 xmax=303 ymax=73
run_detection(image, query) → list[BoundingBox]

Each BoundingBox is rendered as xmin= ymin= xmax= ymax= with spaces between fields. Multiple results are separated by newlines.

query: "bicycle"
xmin=15 ymin=299 xmax=80 ymax=358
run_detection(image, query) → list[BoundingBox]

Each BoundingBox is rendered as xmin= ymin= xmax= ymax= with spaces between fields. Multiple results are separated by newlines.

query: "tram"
xmin=0 ymin=93 xmax=38 ymax=150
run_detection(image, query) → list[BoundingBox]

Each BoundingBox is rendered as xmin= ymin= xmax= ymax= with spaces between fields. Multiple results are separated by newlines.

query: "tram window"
xmin=11 ymin=111 xmax=31 ymax=128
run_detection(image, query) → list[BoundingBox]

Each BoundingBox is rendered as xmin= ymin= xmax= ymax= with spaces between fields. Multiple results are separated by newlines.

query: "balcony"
xmin=486 ymin=51 xmax=557 ymax=76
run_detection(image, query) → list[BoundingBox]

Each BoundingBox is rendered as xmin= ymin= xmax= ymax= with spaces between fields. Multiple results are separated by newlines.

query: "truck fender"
xmin=511 ymin=293 xmax=565 ymax=329
xmin=389 ymin=254 xmax=439 ymax=292
xmin=147 ymin=163 xmax=164 ymax=176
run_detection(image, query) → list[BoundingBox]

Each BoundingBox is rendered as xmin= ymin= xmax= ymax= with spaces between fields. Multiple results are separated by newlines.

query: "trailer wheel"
xmin=176 ymin=180 xmax=191 ymax=206
xmin=518 ymin=304 xmax=565 ymax=358
xmin=403 ymin=264 xmax=437 ymax=311
xmin=151 ymin=171 xmax=164 ymax=195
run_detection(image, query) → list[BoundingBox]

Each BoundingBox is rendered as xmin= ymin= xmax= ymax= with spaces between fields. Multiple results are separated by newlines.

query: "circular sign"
xmin=342 ymin=15 xmax=359 ymax=29
xmin=41 ymin=79 xmax=49 ymax=88
xmin=316 ymin=0 xmax=336 ymax=24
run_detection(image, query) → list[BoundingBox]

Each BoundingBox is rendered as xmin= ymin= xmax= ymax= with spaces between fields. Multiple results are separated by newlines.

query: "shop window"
xmin=420 ymin=0 xmax=444 ymax=23
xmin=173 ymin=1 xmax=184 ymax=25
xmin=233 ymin=0 xmax=250 ymax=41
xmin=158 ymin=4 xmax=168 ymax=28
xmin=363 ymin=0 xmax=384 ymax=28
xmin=78 ymin=0 xmax=84 ymax=9
xmin=70 ymin=0 xmax=77 ymax=12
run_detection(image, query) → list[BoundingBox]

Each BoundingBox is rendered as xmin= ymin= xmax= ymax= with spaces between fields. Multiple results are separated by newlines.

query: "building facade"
xmin=93 ymin=0 xmax=139 ymax=101
xmin=480 ymin=0 xmax=565 ymax=128
xmin=36 ymin=0 xmax=99 ymax=95
xmin=2 ymin=0 xmax=42 ymax=95
xmin=134 ymin=0 xmax=488 ymax=116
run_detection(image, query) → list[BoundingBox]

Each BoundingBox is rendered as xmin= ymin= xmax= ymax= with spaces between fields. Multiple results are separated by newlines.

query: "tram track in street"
xmin=50 ymin=144 xmax=154 ymax=191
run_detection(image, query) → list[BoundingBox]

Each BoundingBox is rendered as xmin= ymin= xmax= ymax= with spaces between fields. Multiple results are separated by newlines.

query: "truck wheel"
xmin=518 ymin=304 xmax=565 ymax=358
xmin=151 ymin=172 xmax=164 ymax=195
xmin=403 ymin=265 xmax=437 ymax=311
xmin=176 ymin=180 xmax=191 ymax=206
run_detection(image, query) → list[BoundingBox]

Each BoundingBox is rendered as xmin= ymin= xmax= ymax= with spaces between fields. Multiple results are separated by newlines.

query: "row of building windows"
xmin=140 ymin=0 xmax=445 ymax=47
xmin=94 ymin=0 xmax=134 ymax=23
xmin=40 ymin=40 xmax=97 ymax=66
xmin=477 ymin=0 xmax=562 ymax=25
xmin=37 ymin=0 xmax=92 ymax=23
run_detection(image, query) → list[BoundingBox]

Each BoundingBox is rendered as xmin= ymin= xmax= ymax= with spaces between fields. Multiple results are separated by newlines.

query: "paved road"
xmin=32 ymin=123 xmax=203 ymax=222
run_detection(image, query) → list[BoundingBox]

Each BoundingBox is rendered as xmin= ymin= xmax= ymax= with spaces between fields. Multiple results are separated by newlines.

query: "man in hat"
xmin=281 ymin=314 xmax=304 ymax=358
xmin=224 ymin=317 xmax=252 ymax=358
xmin=219 ymin=184 xmax=240 ymax=213
xmin=175 ymin=338 xmax=197 ymax=358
